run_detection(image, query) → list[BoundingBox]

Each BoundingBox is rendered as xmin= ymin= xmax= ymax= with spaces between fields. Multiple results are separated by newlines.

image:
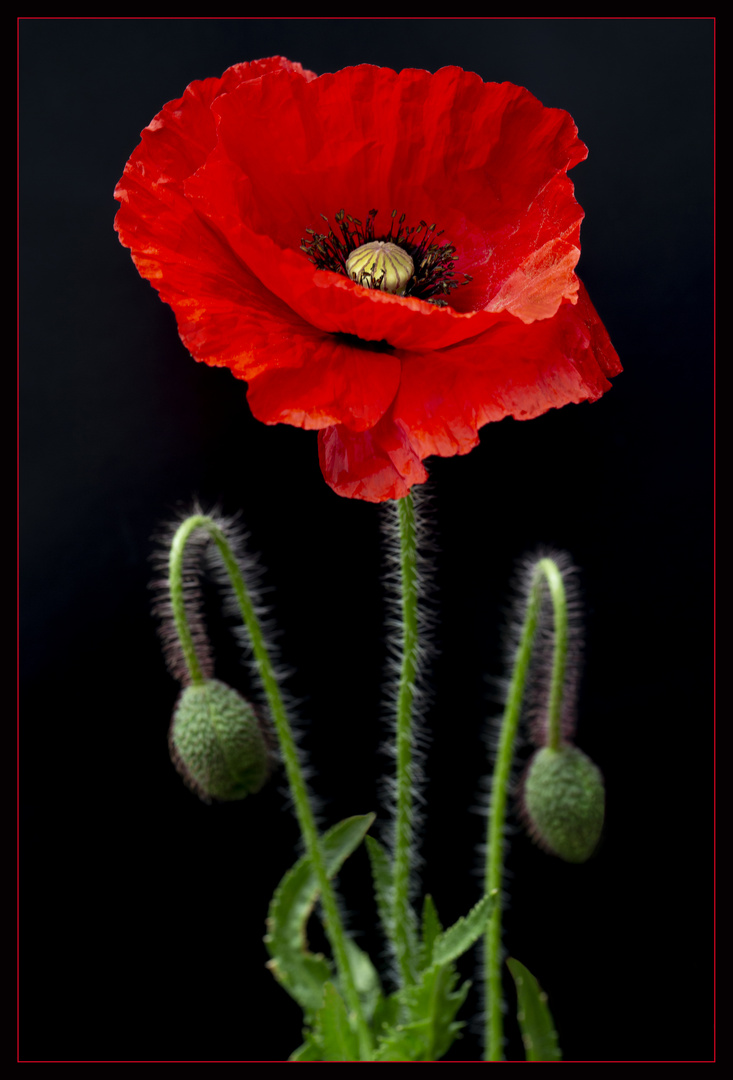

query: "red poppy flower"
xmin=115 ymin=58 xmax=621 ymax=502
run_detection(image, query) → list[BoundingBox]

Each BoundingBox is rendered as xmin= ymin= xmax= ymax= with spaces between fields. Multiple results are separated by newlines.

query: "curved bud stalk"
xmin=152 ymin=510 xmax=274 ymax=801
xmin=482 ymin=554 xmax=603 ymax=1061
xmin=153 ymin=509 xmax=372 ymax=1056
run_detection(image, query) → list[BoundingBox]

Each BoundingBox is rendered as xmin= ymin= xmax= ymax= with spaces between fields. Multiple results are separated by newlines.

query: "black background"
xmin=20 ymin=18 xmax=713 ymax=1063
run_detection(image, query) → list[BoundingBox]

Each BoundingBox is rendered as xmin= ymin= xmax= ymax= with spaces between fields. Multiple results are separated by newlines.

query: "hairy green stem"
xmin=392 ymin=493 xmax=420 ymax=987
xmin=169 ymin=515 xmax=372 ymax=1058
xmin=168 ymin=516 xmax=208 ymax=686
xmin=539 ymin=558 xmax=568 ymax=752
xmin=483 ymin=557 xmax=569 ymax=1061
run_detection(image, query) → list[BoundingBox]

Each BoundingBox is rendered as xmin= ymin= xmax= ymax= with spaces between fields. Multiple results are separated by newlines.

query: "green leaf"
xmin=373 ymin=962 xmax=470 ymax=1062
xmin=319 ymin=813 xmax=376 ymax=878
xmin=372 ymin=1024 xmax=422 ymax=1062
xmin=313 ymin=982 xmax=360 ymax=1061
xmin=343 ymin=937 xmax=381 ymax=1022
xmin=431 ymin=891 xmax=497 ymax=968
xmin=507 ymin=957 xmax=561 ymax=1062
xmin=419 ymin=894 xmax=442 ymax=972
xmin=289 ymin=1033 xmax=325 ymax=1061
xmin=372 ymin=991 xmax=401 ymax=1042
xmin=364 ymin=834 xmax=419 ymax=977
xmin=365 ymin=835 xmax=393 ymax=940
xmin=265 ymin=814 xmax=375 ymax=1020
xmin=290 ymin=948 xmax=380 ymax=1064
xmin=371 ymin=893 xmax=496 ymax=1059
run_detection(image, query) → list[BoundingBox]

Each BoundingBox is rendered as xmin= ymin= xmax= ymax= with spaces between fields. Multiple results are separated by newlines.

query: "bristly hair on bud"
xmin=170 ymin=678 xmax=271 ymax=803
xmin=521 ymin=744 xmax=604 ymax=863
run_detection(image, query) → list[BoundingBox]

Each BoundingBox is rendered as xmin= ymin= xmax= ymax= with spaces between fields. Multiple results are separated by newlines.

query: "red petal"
xmin=114 ymin=59 xmax=319 ymax=380
xmin=318 ymin=417 xmax=428 ymax=503
xmin=115 ymin=58 xmax=314 ymax=195
xmin=317 ymin=283 xmax=620 ymax=501
xmin=116 ymin=60 xmax=620 ymax=501
xmin=115 ymin=177 xmax=310 ymax=381
xmin=182 ymin=65 xmax=588 ymax=351
xmin=246 ymin=332 xmax=400 ymax=432
xmin=393 ymin=282 xmax=622 ymax=462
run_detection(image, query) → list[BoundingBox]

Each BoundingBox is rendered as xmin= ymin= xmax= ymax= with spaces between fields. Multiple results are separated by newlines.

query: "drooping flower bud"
xmin=346 ymin=240 xmax=414 ymax=295
xmin=169 ymin=678 xmax=270 ymax=802
xmin=522 ymin=745 xmax=605 ymax=863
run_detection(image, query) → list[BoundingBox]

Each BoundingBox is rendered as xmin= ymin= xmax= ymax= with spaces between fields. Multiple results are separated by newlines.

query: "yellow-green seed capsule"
xmin=169 ymin=679 xmax=270 ymax=802
xmin=523 ymin=745 xmax=605 ymax=863
xmin=345 ymin=241 xmax=414 ymax=295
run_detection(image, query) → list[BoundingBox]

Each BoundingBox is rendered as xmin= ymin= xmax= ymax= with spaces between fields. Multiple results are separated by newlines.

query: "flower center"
xmin=345 ymin=241 xmax=414 ymax=296
xmin=301 ymin=208 xmax=471 ymax=307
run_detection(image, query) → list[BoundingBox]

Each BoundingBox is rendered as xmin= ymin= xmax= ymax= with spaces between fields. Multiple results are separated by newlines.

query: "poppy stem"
xmin=167 ymin=516 xmax=209 ymax=686
xmin=541 ymin=557 xmax=569 ymax=753
xmin=168 ymin=515 xmax=372 ymax=1057
xmin=391 ymin=492 xmax=420 ymax=987
xmin=483 ymin=556 xmax=569 ymax=1061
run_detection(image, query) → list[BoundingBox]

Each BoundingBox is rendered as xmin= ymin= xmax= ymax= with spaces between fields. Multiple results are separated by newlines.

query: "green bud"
xmin=169 ymin=679 xmax=270 ymax=802
xmin=522 ymin=745 xmax=605 ymax=863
